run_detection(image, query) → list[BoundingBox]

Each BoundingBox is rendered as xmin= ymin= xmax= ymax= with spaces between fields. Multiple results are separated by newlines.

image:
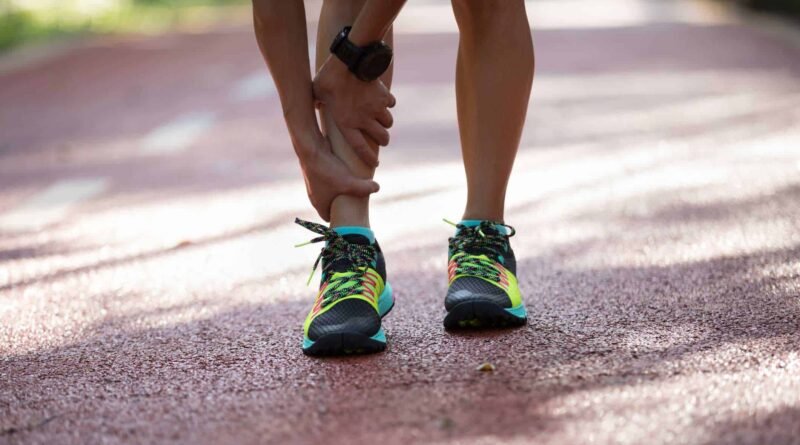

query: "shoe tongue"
xmin=458 ymin=224 xmax=506 ymax=258
xmin=325 ymin=234 xmax=373 ymax=275
xmin=342 ymin=234 xmax=372 ymax=245
xmin=477 ymin=225 xmax=504 ymax=237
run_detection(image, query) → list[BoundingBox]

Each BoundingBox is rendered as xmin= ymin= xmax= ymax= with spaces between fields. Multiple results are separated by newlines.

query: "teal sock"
xmin=333 ymin=226 xmax=375 ymax=243
xmin=458 ymin=219 xmax=509 ymax=235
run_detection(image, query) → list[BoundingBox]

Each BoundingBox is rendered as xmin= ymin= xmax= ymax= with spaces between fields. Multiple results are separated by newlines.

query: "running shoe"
xmin=443 ymin=220 xmax=527 ymax=329
xmin=295 ymin=219 xmax=393 ymax=356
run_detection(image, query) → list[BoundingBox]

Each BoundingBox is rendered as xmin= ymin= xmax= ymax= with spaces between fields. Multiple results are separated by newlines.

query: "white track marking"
xmin=231 ymin=45 xmax=315 ymax=102
xmin=0 ymin=178 xmax=109 ymax=231
xmin=230 ymin=71 xmax=276 ymax=101
xmin=141 ymin=111 xmax=216 ymax=155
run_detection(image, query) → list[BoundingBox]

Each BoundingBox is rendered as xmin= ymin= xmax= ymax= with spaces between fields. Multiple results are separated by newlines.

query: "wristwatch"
xmin=330 ymin=26 xmax=393 ymax=82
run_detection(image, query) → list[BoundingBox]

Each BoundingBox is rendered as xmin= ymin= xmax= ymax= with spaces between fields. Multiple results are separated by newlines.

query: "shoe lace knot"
xmin=445 ymin=219 xmax=514 ymax=282
xmin=295 ymin=218 xmax=377 ymax=307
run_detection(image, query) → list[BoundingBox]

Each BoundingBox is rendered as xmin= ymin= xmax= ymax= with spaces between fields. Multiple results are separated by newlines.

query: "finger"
xmin=312 ymin=197 xmax=331 ymax=222
xmin=364 ymin=120 xmax=390 ymax=146
xmin=319 ymin=206 xmax=331 ymax=222
xmin=376 ymin=108 xmax=393 ymax=129
xmin=344 ymin=178 xmax=380 ymax=197
xmin=377 ymin=81 xmax=396 ymax=108
xmin=342 ymin=127 xmax=379 ymax=167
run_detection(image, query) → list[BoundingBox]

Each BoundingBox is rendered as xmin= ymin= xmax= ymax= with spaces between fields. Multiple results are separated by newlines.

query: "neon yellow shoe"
xmin=295 ymin=219 xmax=393 ymax=356
xmin=443 ymin=220 xmax=527 ymax=330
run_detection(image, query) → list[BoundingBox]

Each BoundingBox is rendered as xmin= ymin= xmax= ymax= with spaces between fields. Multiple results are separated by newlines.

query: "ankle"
xmin=330 ymin=195 xmax=370 ymax=228
xmin=333 ymin=226 xmax=375 ymax=243
xmin=461 ymin=211 xmax=504 ymax=223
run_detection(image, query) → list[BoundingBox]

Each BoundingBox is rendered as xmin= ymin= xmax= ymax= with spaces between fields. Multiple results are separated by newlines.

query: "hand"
xmin=296 ymin=133 xmax=380 ymax=221
xmin=313 ymin=55 xmax=396 ymax=168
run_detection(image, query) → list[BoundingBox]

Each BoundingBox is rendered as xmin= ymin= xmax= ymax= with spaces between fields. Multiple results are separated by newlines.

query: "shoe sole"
xmin=302 ymin=330 xmax=387 ymax=356
xmin=444 ymin=300 xmax=527 ymax=330
xmin=303 ymin=283 xmax=394 ymax=357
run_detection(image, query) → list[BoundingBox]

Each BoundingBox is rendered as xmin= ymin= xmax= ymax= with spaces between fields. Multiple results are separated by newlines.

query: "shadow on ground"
xmin=2 ymin=228 xmax=799 ymax=443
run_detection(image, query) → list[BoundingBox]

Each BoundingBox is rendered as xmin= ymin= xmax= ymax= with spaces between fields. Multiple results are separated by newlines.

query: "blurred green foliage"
xmin=0 ymin=0 xmax=247 ymax=52
xmin=2 ymin=0 xmax=799 ymax=53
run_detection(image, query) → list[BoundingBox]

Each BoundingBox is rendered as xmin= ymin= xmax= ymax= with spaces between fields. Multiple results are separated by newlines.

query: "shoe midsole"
xmin=505 ymin=303 xmax=527 ymax=318
xmin=447 ymin=299 xmax=527 ymax=319
xmin=302 ymin=328 xmax=386 ymax=349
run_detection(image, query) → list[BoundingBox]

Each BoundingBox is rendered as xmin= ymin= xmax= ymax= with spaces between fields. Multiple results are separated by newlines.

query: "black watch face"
xmin=358 ymin=46 xmax=393 ymax=81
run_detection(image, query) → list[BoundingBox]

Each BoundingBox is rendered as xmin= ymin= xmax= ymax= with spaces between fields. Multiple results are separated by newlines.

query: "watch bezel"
xmin=354 ymin=43 xmax=393 ymax=82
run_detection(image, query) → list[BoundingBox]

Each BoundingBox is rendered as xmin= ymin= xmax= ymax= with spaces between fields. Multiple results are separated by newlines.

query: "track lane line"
xmin=230 ymin=45 xmax=314 ymax=102
xmin=0 ymin=178 xmax=109 ymax=231
xmin=230 ymin=71 xmax=276 ymax=102
xmin=141 ymin=111 xmax=216 ymax=155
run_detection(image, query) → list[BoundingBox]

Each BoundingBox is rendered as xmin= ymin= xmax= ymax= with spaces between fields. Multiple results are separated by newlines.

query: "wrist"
xmin=329 ymin=25 xmax=392 ymax=82
xmin=327 ymin=54 xmax=351 ymax=76
xmin=318 ymin=54 xmax=354 ymax=85
xmin=348 ymin=27 xmax=379 ymax=47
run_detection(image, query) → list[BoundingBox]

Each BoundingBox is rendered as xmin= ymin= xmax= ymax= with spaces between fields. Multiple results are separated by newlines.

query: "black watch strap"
xmin=330 ymin=26 xmax=363 ymax=72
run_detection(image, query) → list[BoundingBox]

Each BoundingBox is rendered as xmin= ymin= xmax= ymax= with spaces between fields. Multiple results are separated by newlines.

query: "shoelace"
xmin=295 ymin=218 xmax=377 ymax=307
xmin=444 ymin=219 xmax=515 ymax=282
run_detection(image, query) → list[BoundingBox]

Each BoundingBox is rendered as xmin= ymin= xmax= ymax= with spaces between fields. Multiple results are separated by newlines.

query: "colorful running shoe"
xmin=295 ymin=219 xmax=394 ymax=356
xmin=443 ymin=220 xmax=527 ymax=329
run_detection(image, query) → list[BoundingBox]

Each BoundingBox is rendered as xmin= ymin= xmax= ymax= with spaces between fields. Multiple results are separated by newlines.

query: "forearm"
xmin=348 ymin=0 xmax=406 ymax=45
xmin=252 ymin=0 xmax=318 ymax=158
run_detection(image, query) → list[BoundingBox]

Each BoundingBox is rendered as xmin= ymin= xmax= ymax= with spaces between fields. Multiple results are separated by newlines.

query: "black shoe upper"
xmin=307 ymin=298 xmax=382 ymax=340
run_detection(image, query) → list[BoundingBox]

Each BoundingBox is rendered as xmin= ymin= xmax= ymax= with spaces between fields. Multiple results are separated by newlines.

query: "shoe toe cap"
xmin=445 ymin=277 xmax=511 ymax=310
xmin=308 ymin=298 xmax=381 ymax=341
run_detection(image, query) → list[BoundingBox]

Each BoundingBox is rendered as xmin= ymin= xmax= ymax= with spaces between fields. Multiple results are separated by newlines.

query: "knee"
xmin=451 ymin=0 xmax=524 ymax=28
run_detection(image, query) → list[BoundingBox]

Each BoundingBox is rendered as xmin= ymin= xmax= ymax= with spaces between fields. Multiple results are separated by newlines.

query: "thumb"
xmin=344 ymin=178 xmax=380 ymax=197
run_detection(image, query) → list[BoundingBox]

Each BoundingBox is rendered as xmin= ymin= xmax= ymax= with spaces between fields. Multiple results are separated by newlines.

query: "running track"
xmin=2 ymin=1 xmax=800 ymax=444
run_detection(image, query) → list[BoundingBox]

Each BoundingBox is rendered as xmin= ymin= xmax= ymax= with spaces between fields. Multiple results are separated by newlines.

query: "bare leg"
xmin=316 ymin=0 xmax=394 ymax=228
xmin=451 ymin=0 xmax=534 ymax=222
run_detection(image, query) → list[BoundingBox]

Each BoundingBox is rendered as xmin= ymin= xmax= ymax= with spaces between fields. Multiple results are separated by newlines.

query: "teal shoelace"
xmin=295 ymin=218 xmax=377 ymax=307
xmin=445 ymin=219 xmax=515 ymax=281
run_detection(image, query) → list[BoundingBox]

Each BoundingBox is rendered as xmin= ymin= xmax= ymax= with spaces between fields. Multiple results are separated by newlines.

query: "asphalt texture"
xmin=2 ymin=1 xmax=800 ymax=444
